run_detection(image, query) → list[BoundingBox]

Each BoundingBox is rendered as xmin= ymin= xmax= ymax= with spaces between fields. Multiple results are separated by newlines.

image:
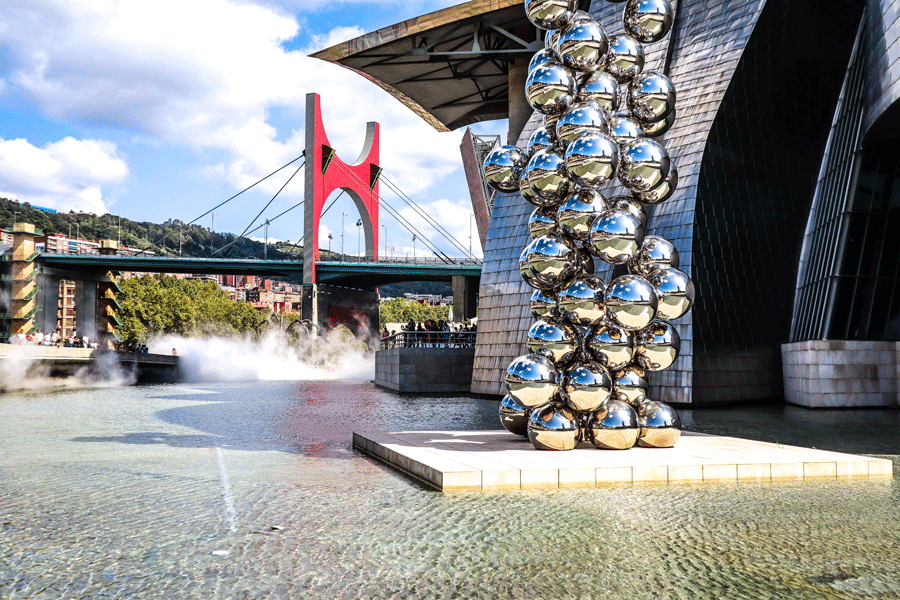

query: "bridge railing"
xmin=322 ymin=255 xmax=482 ymax=266
xmin=378 ymin=330 xmax=476 ymax=350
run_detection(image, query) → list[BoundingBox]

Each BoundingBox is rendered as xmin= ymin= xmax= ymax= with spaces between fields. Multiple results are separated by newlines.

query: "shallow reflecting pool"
xmin=1 ymin=381 xmax=898 ymax=599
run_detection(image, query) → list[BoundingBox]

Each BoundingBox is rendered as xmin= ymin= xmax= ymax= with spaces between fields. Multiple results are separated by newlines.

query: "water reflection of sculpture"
xmin=483 ymin=0 xmax=694 ymax=451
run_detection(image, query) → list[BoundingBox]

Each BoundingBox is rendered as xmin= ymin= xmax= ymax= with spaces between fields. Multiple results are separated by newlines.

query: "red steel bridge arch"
xmin=303 ymin=92 xmax=380 ymax=284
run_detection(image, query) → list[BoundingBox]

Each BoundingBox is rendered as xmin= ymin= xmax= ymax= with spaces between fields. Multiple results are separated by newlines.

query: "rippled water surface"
xmin=1 ymin=380 xmax=899 ymax=599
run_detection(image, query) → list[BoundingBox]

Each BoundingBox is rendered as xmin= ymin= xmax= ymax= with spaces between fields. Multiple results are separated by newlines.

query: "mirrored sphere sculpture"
xmin=628 ymin=235 xmax=679 ymax=276
xmin=563 ymin=361 xmax=612 ymax=412
xmin=578 ymin=71 xmax=619 ymax=114
xmin=608 ymin=195 xmax=647 ymax=226
xmin=527 ymin=63 xmax=577 ymax=115
xmin=557 ymin=188 xmax=605 ymax=243
xmin=585 ymin=319 xmax=634 ymax=370
xmin=525 ymin=0 xmax=575 ymax=29
xmin=648 ymin=265 xmax=695 ymax=321
xmin=530 ymin=288 xmax=557 ymax=320
xmin=482 ymin=145 xmax=525 ymax=192
xmin=528 ymin=125 xmax=558 ymax=154
xmin=605 ymin=274 xmax=658 ymax=330
xmin=500 ymin=394 xmax=530 ymax=436
xmin=525 ymin=148 xmax=571 ymax=201
xmin=605 ymin=34 xmax=645 ymax=83
xmin=588 ymin=399 xmax=639 ymax=449
xmin=528 ymin=403 xmax=581 ymax=450
xmin=611 ymin=366 xmax=649 ymax=405
xmin=623 ymin=0 xmax=674 ymax=43
xmin=520 ymin=233 xmax=579 ymax=290
xmin=607 ymin=113 xmax=645 ymax=148
xmin=590 ymin=209 xmax=645 ymax=264
xmin=634 ymin=320 xmax=680 ymax=370
xmin=558 ymin=277 xmax=606 ymax=325
xmin=557 ymin=102 xmax=609 ymax=148
xmin=637 ymin=400 xmax=682 ymax=448
xmin=528 ymin=206 xmax=559 ymax=239
xmin=640 ymin=107 xmax=676 ymax=138
xmin=619 ymin=138 xmax=670 ymax=192
xmin=628 ymin=71 xmax=676 ymax=123
xmin=529 ymin=47 xmax=558 ymax=73
xmin=527 ymin=318 xmax=580 ymax=365
xmin=556 ymin=17 xmax=609 ymax=71
xmin=564 ymin=132 xmax=619 ymax=188
xmin=636 ymin=164 xmax=678 ymax=204
xmin=505 ymin=353 xmax=559 ymax=409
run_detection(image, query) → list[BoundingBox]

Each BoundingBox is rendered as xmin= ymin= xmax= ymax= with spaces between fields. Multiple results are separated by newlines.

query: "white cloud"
xmin=0 ymin=0 xmax=471 ymax=206
xmin=0 ymin=136 xmax=128 ymax=213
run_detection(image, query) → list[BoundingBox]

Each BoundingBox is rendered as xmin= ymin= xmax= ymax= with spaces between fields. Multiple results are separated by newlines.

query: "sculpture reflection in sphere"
xmin=588 ymin=399 xmax=639 ymax=449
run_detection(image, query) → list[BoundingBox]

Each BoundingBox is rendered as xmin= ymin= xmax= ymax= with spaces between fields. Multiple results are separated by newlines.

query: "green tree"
xmin=379 ymin=298 xmax=450 ymax=328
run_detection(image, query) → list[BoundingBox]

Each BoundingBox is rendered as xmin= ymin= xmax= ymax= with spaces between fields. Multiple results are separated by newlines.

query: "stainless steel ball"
xmin=634 ymin=320 xmax=680 ymax=370
xmin=527 ymin=318 xmax=580 ymax=365
xmin=585 ymin=319 xmax=634 ymax=370
xmin=528 ymin=206 xmax=559 ymax=239
xmin=557 ymin=187 xmax=605 ymax=243
xmin=605 ymin=34 xmax=645 ymax=83
xmin=556 ymin=17 xmax=609 ymax=72
xmin=628 ymin=235 xmax=679 ymax=276
xmin=525 ymin=148 xmax=570 ymax=201
xmin=529 ymin=47 xmax=558 ymax=73
xmin=563 ymin=361 xmax=612 ymax=412
xmin=589 ymin=208 xmax=645 ymax=264
xmin=623 ymin=0 xmax=674 ymax=43
xmin=607 ymin=113 xmax=645 ymax=148
xmin=530 ymin=288 xmax=557 ymax=320
xmin=564 ymin=132 xmax=618 ymax=188
xmin=641 ymin=108 xmax=676 ymax=138
xmin=505 ymin=353 xmax=559 ymax=409
xmin=557 ymin=276 xmax=606 ymax=325
xmin=499 ymin=394 xmax=530 ymax=437
xmin=519 ymin=233 xmax=579 ymax=291
xmin=618 ymin=138 xmax=670 ymax=192
xmin=636 ymin=164 xmax=677 ymax=204
xmin=637 ymin=400 xmax=681 ymax=448
xmin=544 ymin=112 xmax=561 ymax=129
xmin=577 ymin=71 xmax=619 ymax=114
xmin=605 ymin=273 xmax=658 ymax=330
xmin=527 ymin=63 xmax=577 ymax=115
xmin=611 ymin=365 xmax=649 ymax=405
xmin=519 ymin=171 xmax=546 ymax=208
xmin=628 ymin=71 xmax=676 ymax=123
xmin=557 ymin=102 xmax=609 ymax=149
xmin=527 ymin=124 xmax=558 ymax=154
xmin=525 ymin=0 xmax=575 ymax=30
xmin=482 ymin=145 xmax=525 ymax=192
xmin=608 ymin=195 xmax=647 ymax=227
xmin=528 ymin=403 xmax=580 ymax=451
xmin=588 ymin=399 xmax=639 ymax=449
xmin=648 ymin=265 xmax=694 ymax=321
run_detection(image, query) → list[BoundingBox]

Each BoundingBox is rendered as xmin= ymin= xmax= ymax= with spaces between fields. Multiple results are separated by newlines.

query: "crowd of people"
xmin=9 ymin=329 xmax=97 ymax=348
xmin=380 ymin=319 xmax=477 ymax=348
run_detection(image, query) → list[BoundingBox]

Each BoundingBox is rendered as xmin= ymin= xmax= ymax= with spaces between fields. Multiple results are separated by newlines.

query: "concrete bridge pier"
xmin=452 ymin=275 xmax=479 ymax=322
xmin=38 ymin=274 xmax=61 ymax=335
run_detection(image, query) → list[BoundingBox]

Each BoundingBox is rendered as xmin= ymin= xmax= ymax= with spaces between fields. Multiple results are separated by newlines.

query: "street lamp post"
xmin=341 ymin=213 xmax=347 ymax=261
xmin=356 ymin=219 xmax=362 ymax=259
xmin=264 ymin=220 xmax=269 ymax=260
xmin=412 ymin=234 xmax=417 ymax=261
xmin=328 ymin=233 xmax=332 ymax=254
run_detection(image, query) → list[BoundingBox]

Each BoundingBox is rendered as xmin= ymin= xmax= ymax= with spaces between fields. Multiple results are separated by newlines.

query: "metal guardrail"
xmin=379 ymin=330 xmax=476 ymax=349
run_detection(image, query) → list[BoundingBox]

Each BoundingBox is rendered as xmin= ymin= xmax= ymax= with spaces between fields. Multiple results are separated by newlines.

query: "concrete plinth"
xmin=353 ymin=429 xmax=893 ymax=492
xmin=375 ymin=347 xmax=475 ymax=393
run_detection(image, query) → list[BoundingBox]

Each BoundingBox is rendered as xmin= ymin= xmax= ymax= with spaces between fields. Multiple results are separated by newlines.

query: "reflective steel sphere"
xmin=628 ymin=235 xmax=679 ymax=276
xmin=641 ymin=108 xmax=676 ymax=138
xmin=519 ymin=171 xmax=545 ymax=208
xmin=628 ymin=71 xmax=676 ymax=123
xmin=605 ymin=34 xmax=645 ymax=83
xmin=605 ymin=274 xmax=658 ymax=330
xmin=563 ymin=361 xmax=612 ymax=412
xmin=544 ymin=112 xmax=561 ymax=129
xmin=634 ymin=320 xmax=680 ymax=370
xmin=527 ymin=318 xmax=579 ymax=365
xmin=590 ymin=208 xmax=645 ymax=264
xmin=558 ymin=276 xmax=606 ymax=325
xmin=648 ymin=265 xmax=694 ymax=321
xmin=482 ymin=145 xmax=525 ymax=192
xmin=499 ymin=394 xmax=530 ymax=437
xmin=525 ymin=148 xmax=570 ymax=201
xmin=637 ymin=400 xmax=681 ymax=447
xmin=608 ymin=195 xmax=647 ymax=227
xmin=607 ymin=113 xmax=645 ymax=148
xmin=529 ymin=47 xmax=558 ymax=73
xmin=525 ymin=0 xmax=575 ymax=30
xmin=578 ymin=71 xmax=619 ymax=114
xmin=636 ymin=164 xmax=677 ymax=204
xmin=618 ymin=138 xmax=670 ymax=192
xmin=528 ymin=206 xmax=559 ymax=239
xmin=530 ymin=288 xmax=557 ymax=320
xmin=611 ymin=365 xmax=649 ymax=405
xmin=623 ymin=0 xmax=674 ymax=43
xmin=527 ymin=63 xmax=577 ymax=115
xmin=557 ymin=102 xmax=609 ymax=148
xmin=557 ymin=188 xmax=605 ymax=243
xmin=588 ymin=399 xmax=639 ymax=449
xmin=528 ymin=403 xmax=580 ymax=451
xmin=564 ymin=132 xmax=618 ymax=188
xmin=527 ymin=125 xmax=558 ymax=154
xmin=585 ymin=319 xmax=634 ymax=370
xmin=556 ymin=17 xmax=608 ymax=72
xmin=505 ymin=353 xmax=559 ymax=409
xmin=520 ymin=233 xmax=579 ymax=290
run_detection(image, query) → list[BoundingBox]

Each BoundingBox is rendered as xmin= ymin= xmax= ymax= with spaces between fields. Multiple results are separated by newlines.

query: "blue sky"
xmin=0 ymin=0 xmax=506 ymax=258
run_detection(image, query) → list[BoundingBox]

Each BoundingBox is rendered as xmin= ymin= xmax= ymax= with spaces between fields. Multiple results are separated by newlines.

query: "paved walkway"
xmin=353 ymin=430 xmax=894 ymax=491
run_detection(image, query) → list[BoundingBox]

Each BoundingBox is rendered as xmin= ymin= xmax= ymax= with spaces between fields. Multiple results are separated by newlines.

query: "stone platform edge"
xmin=352 ymin=430 xmax=893 ymax=492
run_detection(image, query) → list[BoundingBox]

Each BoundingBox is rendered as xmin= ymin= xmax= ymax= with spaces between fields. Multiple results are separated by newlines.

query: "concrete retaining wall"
xmin=781 ymin=340 xmax=900 ymax=407
xmin=375 ymin=347 xmax=475 ymax=393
